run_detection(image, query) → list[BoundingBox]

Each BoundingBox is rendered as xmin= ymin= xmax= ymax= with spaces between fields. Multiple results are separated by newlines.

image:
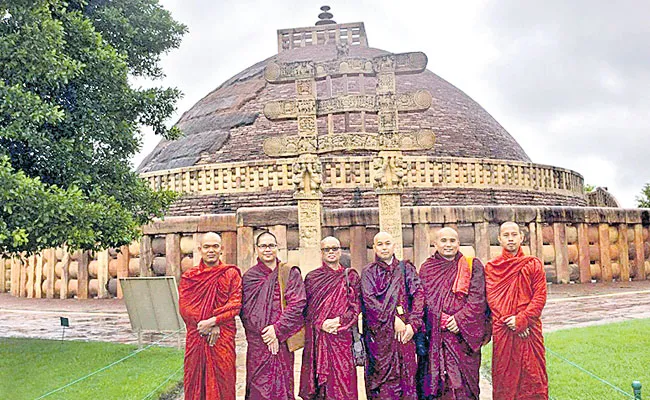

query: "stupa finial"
xmin=315 ymin=6 xmax=336 ymax=26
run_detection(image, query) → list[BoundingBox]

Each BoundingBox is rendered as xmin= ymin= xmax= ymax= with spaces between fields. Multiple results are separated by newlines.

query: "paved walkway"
xmin=2 ymin=280 xmax=650 ymax=399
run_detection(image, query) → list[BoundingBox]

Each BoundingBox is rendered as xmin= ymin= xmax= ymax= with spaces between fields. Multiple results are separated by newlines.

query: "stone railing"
xmin=3 ymin=206 xmax=648 ymax=300
xmin=140 ymin=156 xmax=585 ymax=198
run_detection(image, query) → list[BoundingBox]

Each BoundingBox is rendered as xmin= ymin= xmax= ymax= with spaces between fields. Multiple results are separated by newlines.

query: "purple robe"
xmin=417 ymin=252 xmax=489 ymax=400
xmin=241 ymin=259 xmax=306 ymax=400
xmin=361 ymin=256 xmax=424 ymax=400
xmin=299 ymin=263 xmax=361 ymax=399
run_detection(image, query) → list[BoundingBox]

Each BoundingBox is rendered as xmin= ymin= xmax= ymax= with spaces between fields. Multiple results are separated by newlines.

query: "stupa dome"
xmin=138 ymin=19 xmax=585 ymax=214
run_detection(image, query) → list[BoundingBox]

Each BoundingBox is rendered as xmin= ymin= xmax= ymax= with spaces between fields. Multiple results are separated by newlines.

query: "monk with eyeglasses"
xmin=240 ymin=231 xmax=306 ymax=399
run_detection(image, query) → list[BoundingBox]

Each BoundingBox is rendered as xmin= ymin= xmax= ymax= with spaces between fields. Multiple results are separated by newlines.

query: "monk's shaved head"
xmin=373 ymin=231 xmax=395 ymax=262
xmin=499 ymin=222 xmax=523 ymax=255
xmin=199 ymin=231 xmax=222 ymax=245
xmin=321 ymin=236 xmax=342 ymax=267
xmin=434 ymin=227 xmax=459 ymax=260
xmin=320 ymin=236 xmax=341 ymax=247
xmin=435 ymin=227 xmax=459 ymax=241
xmin=198 ymin=232 xmax=222 ymax=266
xmin=500 ymin=221 xmax=521 ymax=234
xmin=373 ymin=231 xmax=393 ymax=245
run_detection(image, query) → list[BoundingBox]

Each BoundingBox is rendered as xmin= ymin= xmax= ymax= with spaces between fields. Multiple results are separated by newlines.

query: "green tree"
xmin=0 ymin=0 xmax=186 ymax=254
xmin=637 ymin=183 xmax=650 ymax=208
xmin=583 ymin=184 xmax=595 ymax=193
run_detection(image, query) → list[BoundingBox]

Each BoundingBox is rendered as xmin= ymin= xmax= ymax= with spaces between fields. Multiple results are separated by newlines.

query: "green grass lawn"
xmin=481 ymin=318 xmax=650 ymax=400
xmin=0 ymin=338 xmax=184 ymax=400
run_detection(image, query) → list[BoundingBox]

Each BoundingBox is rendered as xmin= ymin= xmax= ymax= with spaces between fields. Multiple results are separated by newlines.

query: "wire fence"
xmin=34 ymin=329 xmax=183 ymax=400
xmin=546 ymin=346 xmax=640 ymax=399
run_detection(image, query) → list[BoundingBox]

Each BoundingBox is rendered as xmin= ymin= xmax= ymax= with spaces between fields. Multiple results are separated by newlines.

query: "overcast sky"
xmin=133 ymin=0 xmax=650 ymax=207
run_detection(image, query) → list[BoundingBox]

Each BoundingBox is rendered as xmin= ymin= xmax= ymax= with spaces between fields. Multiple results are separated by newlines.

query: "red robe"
xmin=299 ymin=263 xmax=361 ymax=400
xmin=485 ymin=248 xmax=548 ymax=400
xmin=417 ymin=252 xmax=489 ymax=400
xmin=241 ymin=259 xmax=306 ymax=400
xmin=179 ymin=260 xmax=242 ymax=400
xmin=361 ymin=257 xmax=425 ymax=400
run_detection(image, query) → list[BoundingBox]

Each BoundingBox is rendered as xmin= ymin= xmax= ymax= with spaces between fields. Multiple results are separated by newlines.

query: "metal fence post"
xmin=632 ymin=381 xmax=642 ymax=400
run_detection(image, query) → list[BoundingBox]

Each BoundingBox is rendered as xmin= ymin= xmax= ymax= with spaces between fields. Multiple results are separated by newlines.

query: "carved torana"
xmin=264 ymin=90 xmax=433 ymax=119
xmin=264 ymin=52 xmax=428 ymax=83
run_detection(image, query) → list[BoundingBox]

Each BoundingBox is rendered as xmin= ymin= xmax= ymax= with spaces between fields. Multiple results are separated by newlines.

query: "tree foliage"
xmin=637 ymin=183 xmax=650 ymax=208
xmin=0 ymin=0 xmax=186 ymax=254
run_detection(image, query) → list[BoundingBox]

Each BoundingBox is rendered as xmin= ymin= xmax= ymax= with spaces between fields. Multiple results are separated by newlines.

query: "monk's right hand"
xmin=504 ymin=315 xmax=517 ymax=331
xmin=197 ymin=318 xmax=215 ymax=335
xmin=261 ymin=325 xmax=277 ymax=345
xmin=394 ymin=316 xmax=406 ymax=340
xmin=321 ymin=317 xmax=341 ymax=334
xmin=207 ymin=326 xmax=220 ymax=346
xmin=518 ymin=327 xmax=530 ymax=339
xmin=268 ymin=338 xmax=279 ymax=355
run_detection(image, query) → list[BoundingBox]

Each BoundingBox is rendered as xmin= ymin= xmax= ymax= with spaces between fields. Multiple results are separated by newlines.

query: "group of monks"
xmin=178 ymin=221 xmax=548 ymax=400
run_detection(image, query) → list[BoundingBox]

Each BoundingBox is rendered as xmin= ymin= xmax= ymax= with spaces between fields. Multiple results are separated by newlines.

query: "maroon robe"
xmin=299 ymin=263 xmax=361 ymax=400
xmin=179 ymin=260 xmax=242 ymax=400
xmin=361 ymin=256 xmax=424 ymax=400
xmin=417 ymin=252 xmax=489 ymax=400
xmin=241 ymin=258 xmax=306 ymax=400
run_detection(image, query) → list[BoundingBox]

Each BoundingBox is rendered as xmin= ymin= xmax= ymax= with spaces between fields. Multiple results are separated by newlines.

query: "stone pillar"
xmin=576 ymin=223 xmax=591 ymax=283
xmin=633 ymin=224 xmax=645 ymax=281
xmin=553 ymin=223 xmax=569 ymax=283
xmin=373 ymin=151 xmax=405 ymax=259
xmin=296 ymin=197 xmax=322 ymax=273
xmin=237 ymin=226 xmax=255 ymax=272
xmin=140 ymin=235 xmax=153 ymax=278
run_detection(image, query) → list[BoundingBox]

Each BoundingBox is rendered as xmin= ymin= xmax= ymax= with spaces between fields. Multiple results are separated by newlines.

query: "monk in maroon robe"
xmin=361 ymin=231 xmax=424 ymax=400
xmin=299 ymin=236 xmax=361 ymax=399
xmin=241 ymin=231 xmax=306 ymax=400
xmin=179 ymin=232 xmax=242 ymax=400
xmin=486 ymin=222 xmax=548 ymax=400
xmin=417 ymin=227 xmax=489 ymax=400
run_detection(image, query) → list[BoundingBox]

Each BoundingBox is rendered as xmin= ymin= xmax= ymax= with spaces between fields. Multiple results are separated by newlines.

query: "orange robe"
xmin=485 ymin=248 xmax=548 ymax=400
xmin=179 ymin=260 xmax=242 ymax=400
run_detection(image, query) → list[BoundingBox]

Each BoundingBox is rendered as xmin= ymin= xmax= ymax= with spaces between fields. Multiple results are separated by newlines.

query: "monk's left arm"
xmin=212 ymin=268 xmax=243 ymax=325
xmin=274 ymin=267 xmax=307 ymax=342
xmin=405 ymin=262 xmax=425 ymax=332
xmin=453 ymin=260 xmax=488 ymax=351
xmin=339 ymin=269 xmax=362 ymax=330
xmin=515 ymin=259 xmax=547 ymax=333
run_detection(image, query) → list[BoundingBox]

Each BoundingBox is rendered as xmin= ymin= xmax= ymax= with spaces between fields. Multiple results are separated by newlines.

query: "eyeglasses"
xmin=257 ymin=244 xmax=277 ymax=249
xmin=321 ymin=247 xmax=341 ymax=253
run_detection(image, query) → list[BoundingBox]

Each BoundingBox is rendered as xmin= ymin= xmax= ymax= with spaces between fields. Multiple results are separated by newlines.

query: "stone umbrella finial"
xmin=316 ymin=5 xmax=336 ymax=25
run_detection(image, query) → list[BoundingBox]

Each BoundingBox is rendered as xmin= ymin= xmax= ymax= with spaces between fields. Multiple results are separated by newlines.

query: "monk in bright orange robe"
xmin=179 ymin=232 xmax=242 ymax=400
xmin=485 ymin=222 xmax=548 ymax=400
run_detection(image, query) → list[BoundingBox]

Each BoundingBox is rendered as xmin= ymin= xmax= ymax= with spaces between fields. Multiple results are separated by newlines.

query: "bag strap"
xmin=466 ymin=256 xmax=474 ymax=275
xmin=278 ymin=263 xmax=298 ymax=311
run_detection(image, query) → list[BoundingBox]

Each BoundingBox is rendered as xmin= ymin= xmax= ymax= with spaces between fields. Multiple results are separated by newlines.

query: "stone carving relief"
xmin=292 ymin=154 xmax=323 ymax=198
xmin=296 ymin=79 xmax=314 ymax=96
xmin=264 ymin=91 xmax=433 ymax=120
xmin=263 ymin=130 xmax=435 ymax=157
xmin=372 ymin=152 xmax=407 ymax=192
xmin=297 ymin=199 xmax=322 ymax=246
xmin=265 ymin=52 xmax=428 ymax=83
xmin=297 ymin=116 xmax=317 ymax=136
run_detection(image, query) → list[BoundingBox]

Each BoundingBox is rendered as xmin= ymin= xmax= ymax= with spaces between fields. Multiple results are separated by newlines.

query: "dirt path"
xmin=3 ymin=280 xmax=650 ymax=399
